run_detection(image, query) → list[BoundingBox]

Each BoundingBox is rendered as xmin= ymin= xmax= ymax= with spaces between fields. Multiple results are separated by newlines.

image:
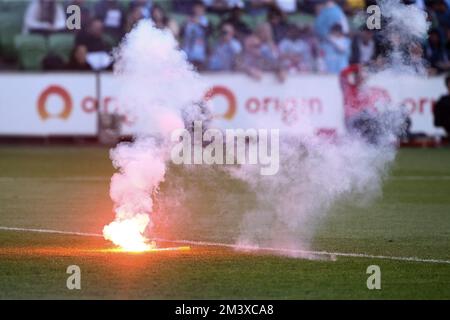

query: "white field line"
xmin=0 ymin=226 xmax=101 ymax=237
xmin=0 ymin=226 xmax=449 ymax=265
xmin=391 ymin=176 xmax=450 ymax=181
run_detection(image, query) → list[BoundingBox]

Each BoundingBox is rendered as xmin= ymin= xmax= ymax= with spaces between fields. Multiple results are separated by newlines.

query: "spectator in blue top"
xmin=208 ymin=23 xmax=242 ymax=71
xmin=182 ymin=1 xmax=210 ymax=70
xmin=314 ymin=0 xmax=349 ymax=40
xmin=321 ymin=23 xmax=351 ymax=73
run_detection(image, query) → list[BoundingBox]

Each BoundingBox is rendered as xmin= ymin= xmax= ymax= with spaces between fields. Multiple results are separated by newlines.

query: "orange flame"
xmin=103 ymin=213 xmax=154 ymax=252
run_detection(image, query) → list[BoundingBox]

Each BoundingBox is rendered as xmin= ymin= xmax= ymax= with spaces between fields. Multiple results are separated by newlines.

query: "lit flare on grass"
xmin=103 ymin=213 xmax=154 ymax=252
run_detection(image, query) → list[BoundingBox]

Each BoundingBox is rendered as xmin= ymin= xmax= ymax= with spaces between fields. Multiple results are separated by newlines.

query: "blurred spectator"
xmin=279 ymin=26 xmax=315 ymax=73
xmin=4 ymin=0 xmax=446 ymax=74
xmin=23 ymin=0 xmax=66 ymax=35
xmin=350 ymin=27 xmax=376 ymax=65
xmin=129 ymin=0 xmax=153 ymax=19
xmin=409 ymin=42 xmax=426 ymax=73
xmin=321 ymin=23 xmax=351 ymax=73
xmin=314 ymin=0 xmax=349 ymax=40
xmin=346 ymin=0 xmax=365 ymax=11
xmin=181 ymin=1 xmax=210 ymax=70
xmin=173 ymin=0 xmax=198 ymax=14
xmin=75 ymin=18 xmax=112 ymax=70
xmin=208 ymin=22 xmax=242 ymax=70
xmin=424 ymin=29 xmax=450 ymax=74
xmin=202 ymin=0 xmax=245 ymax=12
xmin=311 ymin=38 xmax=327 ymax=73
xmin=433 ymin=74 xmax=450 ymax=137
xmin=75 ymin=19 xmax=111 ymax=52
xmin=66 ymin=45 xmax=93 ymax=71
xmin=94 ymin=0 xmax=125 ymax=41
xmin=413 ymin=0 xmax=426 ymax=10
xmin=125 ymin=4 xmax=145 ymax=33
xmin=151 ymin=5 xmax=180 ymax=37
xmin=236 ymin=35 xmax=264 ymax=79
xmin=255 ymin=23 xmax=279 ymax=67
xmin=42 ymin=53 xmax=65 ymax=70
xmin=247 ymin=0 xmax=274 ymax=16
xmin=274 ymin=0 xmax=297 ymax=13
xmin=373 ymin=27 xmax=401 ymax=67
xmin=236 ymin=34 xmax=282 ymax=80
xmin=430 ymin=0 xmax=450 ymax=30
xmin=267 ymin=5 xmax=291 ymax=43
xmin=222 ymin=6 xmax=252 ymax=39
xmin=445 ymin=26 xmax=450 ymax=64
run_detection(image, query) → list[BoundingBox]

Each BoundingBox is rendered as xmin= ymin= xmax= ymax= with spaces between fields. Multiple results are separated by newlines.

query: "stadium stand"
xmin=0 ymin=0 xmax=449 ymax=74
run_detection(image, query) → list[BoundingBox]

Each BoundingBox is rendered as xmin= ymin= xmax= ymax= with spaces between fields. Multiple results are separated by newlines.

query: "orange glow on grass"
xmin=0 ymin=246 xmax=191 ymax=257
xmin=98 ymin=246 xmax=191 ymax=253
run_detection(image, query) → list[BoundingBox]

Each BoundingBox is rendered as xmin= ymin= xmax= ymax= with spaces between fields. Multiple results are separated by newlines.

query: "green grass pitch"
xmin=0 ymin=146 xmax=449 ymax=299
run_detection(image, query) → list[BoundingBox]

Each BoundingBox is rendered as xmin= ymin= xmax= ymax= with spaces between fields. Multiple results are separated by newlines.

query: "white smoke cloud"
xmin=104 ymin=1 xmax=429 ymax=257
xmin=379 ymin=0 xmax=429 ymax=39
xmin=230 ymin=0 xmax=429 ymax=256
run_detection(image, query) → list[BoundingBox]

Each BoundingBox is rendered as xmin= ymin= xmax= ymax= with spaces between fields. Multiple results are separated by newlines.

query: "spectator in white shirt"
xmin=350 ymin=27 xmax=376 ymax=65
xmin=23 ymin=0 xmax=66 ymax=35
xmin=202 ymin=0 xmax=244 ymax=11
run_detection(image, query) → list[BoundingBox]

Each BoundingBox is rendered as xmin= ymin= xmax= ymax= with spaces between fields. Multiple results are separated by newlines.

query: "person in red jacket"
xmin=340 ymin=64 xmax=392 ymax=144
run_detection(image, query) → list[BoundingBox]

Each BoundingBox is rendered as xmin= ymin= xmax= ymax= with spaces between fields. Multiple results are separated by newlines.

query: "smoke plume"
xmin=104 ymin=1 xmax=429 ymax=257
xmin=103 ymin=21 xmax=206 ymax=250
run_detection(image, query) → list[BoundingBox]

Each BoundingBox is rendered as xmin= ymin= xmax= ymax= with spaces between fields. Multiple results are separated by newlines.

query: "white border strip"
xmin=1 ymin=226 xmax=449 ymax=265
xmin=1 ymin=176 xmax=450 ymax=182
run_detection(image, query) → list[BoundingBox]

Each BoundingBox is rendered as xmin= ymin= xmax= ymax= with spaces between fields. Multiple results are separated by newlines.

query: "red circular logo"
xmin=37 ymin=85 xmax=73 ymax=120
xmin=204 ymin=85 xmax=237 ymax=120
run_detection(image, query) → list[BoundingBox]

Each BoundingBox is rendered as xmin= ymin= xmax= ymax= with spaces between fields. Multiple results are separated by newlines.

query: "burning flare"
xmin=103 ymin=213 xmax=154 ymax=252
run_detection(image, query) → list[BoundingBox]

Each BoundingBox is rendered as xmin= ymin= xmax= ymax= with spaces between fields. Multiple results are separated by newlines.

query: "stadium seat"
xmin=171 ymin=13 xmax=188 ymax=27
xmin=0 ymin=0 xmax=28 ymax=13
xmin=287 ymin=13 xmax=315 ymax=27
xmin=154 ymin=0 xmax=172 ymax=12
xmin=0 ymin=11 xmax=23 ymax=58
xmin=48 ymin=33 xmax=75 ymax=63
xmin=241 ymin=14 xmax=266 ymax=30
xmin=206 ymin=14 xmax=221 ymax=28
xmin=118 ymin=0 xmax=132 ymax=10
xmin=14 ymin=34 xmax=48 ymax=70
